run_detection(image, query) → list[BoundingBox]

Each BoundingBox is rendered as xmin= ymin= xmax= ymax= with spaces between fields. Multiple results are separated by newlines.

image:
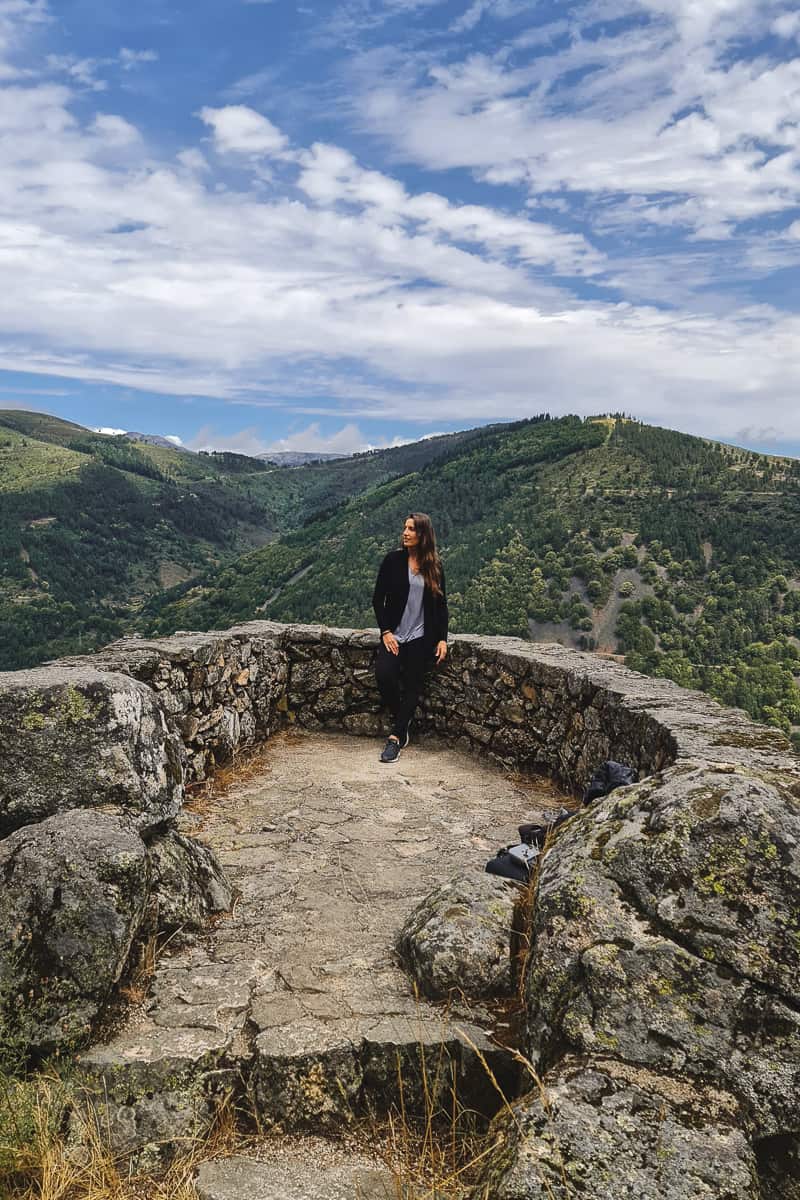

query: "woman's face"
xmin=402 ymin=518 xmax=419 ymax=550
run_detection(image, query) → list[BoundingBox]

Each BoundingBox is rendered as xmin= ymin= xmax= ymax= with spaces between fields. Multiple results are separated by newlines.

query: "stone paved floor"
xmin=80 ymin=729 xmax=564 ymax=1194
xmin=190 ymin=728 xmax=562 ymax=1013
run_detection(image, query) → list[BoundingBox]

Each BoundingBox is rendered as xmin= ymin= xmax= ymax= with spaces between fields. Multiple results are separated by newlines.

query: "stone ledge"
xmin=17 ymin=623 xmax=793 ymax=790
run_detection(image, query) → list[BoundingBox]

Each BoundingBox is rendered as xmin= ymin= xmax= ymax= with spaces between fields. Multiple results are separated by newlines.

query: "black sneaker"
xmin=380 ymin=738 xmax=401 ymax=764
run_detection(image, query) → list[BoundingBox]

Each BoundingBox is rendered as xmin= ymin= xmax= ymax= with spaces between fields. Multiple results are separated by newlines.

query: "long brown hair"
xmin=407 ymin=512 xmax=443 ymax=596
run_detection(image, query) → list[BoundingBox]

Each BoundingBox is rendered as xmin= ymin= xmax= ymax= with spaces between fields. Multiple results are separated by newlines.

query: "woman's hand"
xmin=435 ymin=640 xmax=448 ymax=664
xmin=382 ymin=631 xmax=399 ymax=656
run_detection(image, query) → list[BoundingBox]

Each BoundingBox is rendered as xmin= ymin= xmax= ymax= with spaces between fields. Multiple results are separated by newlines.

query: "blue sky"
xmin=0 ymin=0 xmax=799 ymax=457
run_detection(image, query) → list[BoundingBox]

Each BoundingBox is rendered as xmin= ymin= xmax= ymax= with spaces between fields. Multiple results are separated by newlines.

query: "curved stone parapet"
xmin=42 ymin=621 xmax=795 ymax=788
xmin=1 ymin=622 xmax=799 ymax=1195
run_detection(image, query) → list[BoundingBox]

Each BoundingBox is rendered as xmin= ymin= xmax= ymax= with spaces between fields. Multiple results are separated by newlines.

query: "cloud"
xmin=45 ymin=46 xmax=159 ymax=91
xmin=0 ymin=0 xmax=798 ymax=450
xmin=191 ymin=421 xmax=414 ymax=456
xmin=94 ymin=425 xmax=126 ymax=435
xmin=164 ymin=433 xmax=184 ymax=445
xmin=0 ymin=0 xmax=49 ymax=59
xmin=773 ymin=11 xmax=800 ymax=38
xmin=46 ymin=53 xmax=107 ymax=91
xmin=90 ymin=112 xmax=141 ymax=146
xmin=198 ymin=105 xmax=288 ymax=156
xmin=352 ymin=4 xmax=800 ymax=241
xmin=265 ymin=422 xmax=412 ymax=454
xmin=118 ymin=48 xmax=158 ymax=70
xmin=224 ymin=67 xmax=282 ymax=101
xmin=296 ymin=142 xmax=603 ymax=275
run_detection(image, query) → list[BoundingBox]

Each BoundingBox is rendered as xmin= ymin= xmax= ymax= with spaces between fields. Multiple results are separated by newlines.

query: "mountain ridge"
xmin=142 ymin=414 xmax=800 ymax=746
xmin=1 ymin=408 xmax=798 ymax=746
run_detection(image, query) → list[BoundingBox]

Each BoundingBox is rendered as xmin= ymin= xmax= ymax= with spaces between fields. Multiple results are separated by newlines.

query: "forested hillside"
xmin=143 ymin=416 xmax=800 ymax=748
xmin=0 ymin=412 xmax=492 ymax=667
xmin=2 ymin=409 xmax=799 ymax=746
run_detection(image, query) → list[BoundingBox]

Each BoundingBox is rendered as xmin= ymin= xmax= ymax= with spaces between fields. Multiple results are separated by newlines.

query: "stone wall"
xmin=1 ymin=621 xmax=797 ymax=1052
xmin=3 ymin=621 xmax=800 ymax=1196
xmin=52 ymin=620 xmax=795 ymax=792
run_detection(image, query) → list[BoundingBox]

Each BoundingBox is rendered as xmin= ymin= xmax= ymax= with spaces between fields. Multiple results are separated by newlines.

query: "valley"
xmin=1 ymin=409 xmax=798 ymax=748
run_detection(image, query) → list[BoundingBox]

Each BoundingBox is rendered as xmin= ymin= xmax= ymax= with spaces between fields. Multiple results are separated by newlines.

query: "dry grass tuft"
xmin=0 ymin=1073 xmax=246 ymax=1200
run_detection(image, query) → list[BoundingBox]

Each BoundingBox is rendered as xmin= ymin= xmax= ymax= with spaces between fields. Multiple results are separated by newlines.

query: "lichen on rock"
xmin=0 ymin=665 xmax=182 ymax=836
xmin=396 ymin=871 xmax=519 ymax=1000
xmin=0 ymin=810 xmax=149 ymax=1055
xmin=470 ymin=1057 xmax=760 ymax=1200
xmin=147 ymin=830 xmax=232 ymax=943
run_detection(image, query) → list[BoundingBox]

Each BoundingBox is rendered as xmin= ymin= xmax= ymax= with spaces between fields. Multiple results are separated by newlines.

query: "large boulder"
xmin=0 ymin=810 xmax=149 ymax=1054
xmin=525 ymin=762 xmax=800 ymax=1140
xmin=147 ymin=831 xmax=232 ymax=942
xmin=397 ymin=871 xmax=519 ymax=1000
xmin=0 ymin=666 xmax=183 ymax=836
xmin=470 ymin=1057 xmax=759 ymax=1200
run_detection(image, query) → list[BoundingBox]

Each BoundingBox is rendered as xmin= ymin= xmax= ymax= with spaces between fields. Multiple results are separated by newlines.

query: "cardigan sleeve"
xmin=437 ymin=565 xmax=449 ymax=643
xmin=372 ymin=553 xmax=392 ymax=633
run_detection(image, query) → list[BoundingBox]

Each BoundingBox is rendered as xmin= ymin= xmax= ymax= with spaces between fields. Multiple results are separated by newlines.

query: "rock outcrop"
xmin=0 ymin=810 xmax=149 ymax=1053
xmin=1 ymin=621 xmax=799 ymax=1195
xmin=472 ymin=1057 xmax=760 ymax=1200
xmin=523 ymin=762 xmax=800 ymax=1141
xmin=194 ymin=1151 xmax=397 ymax=1200
xmin=397 ymin=872 xmax=519 ymax=1000
xmin=0 ymin=665 xmax=182 ymax=836
xmin=147 ymin=831 xmax=232 ymax=943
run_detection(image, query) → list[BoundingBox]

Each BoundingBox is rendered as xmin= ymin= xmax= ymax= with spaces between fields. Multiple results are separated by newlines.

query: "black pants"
xmin=375 ymin=637 xmax=429 ymax=740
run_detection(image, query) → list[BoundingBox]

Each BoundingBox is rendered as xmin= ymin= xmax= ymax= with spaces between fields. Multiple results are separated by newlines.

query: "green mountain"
xmin=143 ymin=415 xmax=800 ymax=747
xmin=2 ymin=409 xmax=799 ymax=744
xmin=0 ymin=411 xmax=494 ymax=668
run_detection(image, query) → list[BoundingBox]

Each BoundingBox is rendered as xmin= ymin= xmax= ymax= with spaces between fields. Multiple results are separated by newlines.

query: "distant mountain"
xmin=3 ymin=407 xmax=799 ymax=746
xmin=0 ymin=409 xmax=97 ymax=445
xmin=123 ymin=432 xmax=195 ymax=453
xmin=0 ymin=410 xmax=287 ymax=668
xmin=258 ymin=451 xmax=347 ymax=467
xmin=143 ymin=415 xmax=800 ymax=748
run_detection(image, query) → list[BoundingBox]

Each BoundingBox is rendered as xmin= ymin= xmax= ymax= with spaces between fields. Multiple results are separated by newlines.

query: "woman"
xmin=372 ymin=512 xmax=448 ymax=763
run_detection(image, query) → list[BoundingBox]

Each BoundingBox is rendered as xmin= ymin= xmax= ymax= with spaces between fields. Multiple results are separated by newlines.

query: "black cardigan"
xmin=372 ymin=548 xmax=448 ymax=651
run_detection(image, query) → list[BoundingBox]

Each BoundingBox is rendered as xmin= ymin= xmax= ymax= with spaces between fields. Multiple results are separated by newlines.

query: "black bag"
xmin=485 ymin=843 xmax=538 ymax=882
xmin=582 ymin=761 xmax=638 ymax=805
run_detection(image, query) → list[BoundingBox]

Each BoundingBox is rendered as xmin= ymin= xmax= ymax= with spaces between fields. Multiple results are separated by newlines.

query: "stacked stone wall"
xmin=56 ymin=621 xmax=796 ymax=792
xmin=3 ymin=621 xmax=800 ymax=1195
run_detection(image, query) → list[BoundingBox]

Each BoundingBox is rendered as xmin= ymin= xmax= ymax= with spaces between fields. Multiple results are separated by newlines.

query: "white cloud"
xmin=0 ymin=0 xmax=797 ymax=449
xmin=164 ymin=434 xmax=183 ymax=445
xmin=176 ymin=147 xmax=209 ymax=173
xmin=118 ymin=48 xmax=158 ymax=70
xmin=46 ymin=53 xmax=107 ymax=91
xmin=198 ymin=105 xmax=288 ymax=156
xmin=94 ymin=425 xmax=126 ymax=435
xmin=200 ymin=421 xmax=414 ymax=456
xmin=264 ymin=422 xmax=372 ymax=454
xmin=296 ymin=142 xmax=603 ymax=275
xmin=189 ymin=425 xmax=268 ymax=455
xmin=0 ymin=0 xmax=49 ymax=58
xmin=773 ymin=11 xmax=800 ymax=38
xmin=352 ymin=5 xmax=800 ymax=241
xmin=90 ymin=113 xmax=141 ymax=147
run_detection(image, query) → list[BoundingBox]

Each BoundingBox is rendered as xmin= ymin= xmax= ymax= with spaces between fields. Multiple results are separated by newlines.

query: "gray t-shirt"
xmin=394 ymin=566 xmax=425 ymax=643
